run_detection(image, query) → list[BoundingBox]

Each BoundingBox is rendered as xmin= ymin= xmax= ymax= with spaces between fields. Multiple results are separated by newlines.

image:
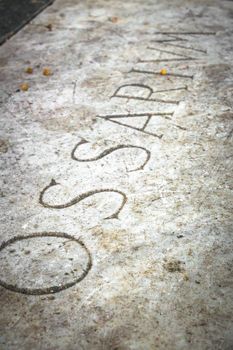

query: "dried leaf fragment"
xmin=45 ymin=24 xmax=53 ymax=31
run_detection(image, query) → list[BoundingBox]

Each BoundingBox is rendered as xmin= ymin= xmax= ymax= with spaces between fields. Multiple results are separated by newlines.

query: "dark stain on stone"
xmin=217 ymin=112 xmax=233 ymax=121
xmin=41 ymin=106 xmax=97 ymax=133
xmin=163 ymin=259 xmax=184 ymax=273
xmin=0 ymin=139 xmax=8 ymax=153
xmin=203 ymin=64 xmax=231 ymax=82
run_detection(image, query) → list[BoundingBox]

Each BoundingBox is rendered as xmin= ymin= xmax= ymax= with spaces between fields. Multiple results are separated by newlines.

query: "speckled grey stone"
xmin=0 ymin=0 xmax=233 ymax=349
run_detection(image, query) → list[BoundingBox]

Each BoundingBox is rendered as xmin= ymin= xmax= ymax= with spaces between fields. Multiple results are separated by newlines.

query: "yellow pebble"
xmin=25 ymin=67 xmax=33 ymax=74
xmin=160 ymin=68 xmax=167 ymax=75
xmin=43 ymin=68 xmax=52 ymax=76
xmin=20 ymin=83 xmax=29 ymax=91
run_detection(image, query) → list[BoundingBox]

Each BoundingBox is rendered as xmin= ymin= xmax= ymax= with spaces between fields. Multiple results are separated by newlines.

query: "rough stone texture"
xmin=0 ymin=0 xmax=233 ymax=349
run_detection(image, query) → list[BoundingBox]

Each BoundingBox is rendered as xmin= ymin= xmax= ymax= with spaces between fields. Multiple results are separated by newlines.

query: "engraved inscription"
xmin=129 ymin=68 xmax=194 ymax=79
xmin=152 ymin=31 xmax=216 ymax=35
xmin=151 ymin=32 xmax=215 ymax=53
xmin=97 ymin=112 xmax=175 ymax=138
xmin=139 ymin=47 xmax=195 ymax=63
xmin=159 ymin=42 xmax=207 ymax=54
xmin=71 ymin=138 xmax=151 ymax=171
xmin=0 ymin=232 xmax=92 ymax=295
xmin=39 ymin=179 xmax=127 ymax=219
xmin=111 ymin=83 xmax=180 ymax=104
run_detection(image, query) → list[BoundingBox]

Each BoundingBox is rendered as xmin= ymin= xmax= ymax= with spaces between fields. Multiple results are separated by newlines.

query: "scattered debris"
xmin=188 ymin=248 xmax=193 ymax=256
xmin=183 ymin=272 xmax=189 ymax=281
xmin=163 ymin=258 xmax=184 ymax=273
xmin=25 ymin=67 xmax=33 ymax=74
xmin=24 ymin=250 xmax=31 ymax=255
xmin=110 ymin=16 xmax=119 ymax=23
xmin=43 ymin=68 xmax=52 ymax=76
xmin=19 ymin=83 xmax=29 ymax=91
xmin=160 ymin=68 xmax=167 ymax=75
xmin=0 ymin=139 xmax=8 ymax=153
xmin=45 ymin=24 xmax=53 ymax=31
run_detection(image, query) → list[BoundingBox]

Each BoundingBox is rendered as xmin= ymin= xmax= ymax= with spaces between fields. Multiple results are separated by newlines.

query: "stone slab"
xmin=0 ymin=0 xmax=233 ymax=349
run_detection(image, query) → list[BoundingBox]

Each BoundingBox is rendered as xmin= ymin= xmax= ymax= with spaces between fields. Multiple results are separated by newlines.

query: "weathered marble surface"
xmin=0 ymin=0 xmax=233 ymax=349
